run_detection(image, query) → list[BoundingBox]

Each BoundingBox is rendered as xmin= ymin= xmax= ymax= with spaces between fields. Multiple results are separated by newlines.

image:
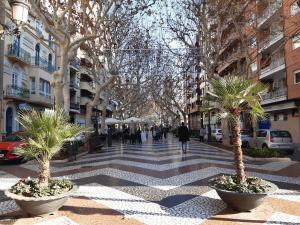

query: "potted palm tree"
xmin=5 ymin=109 xmax=82 ymax=216
xmin=203 ymin=76 xmax=277 ymax=212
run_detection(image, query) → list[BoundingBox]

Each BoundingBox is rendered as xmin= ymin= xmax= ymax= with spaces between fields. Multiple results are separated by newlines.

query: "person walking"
xmin=199 ymin=127 xmax=205 ymax=142
xmin=178 ymin=122 xmax=189 ymax=154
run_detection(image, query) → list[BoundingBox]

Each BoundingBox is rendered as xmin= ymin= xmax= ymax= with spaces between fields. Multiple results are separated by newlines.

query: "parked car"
xmin=228 ymin=129 xmax=253 ymax=148
xmin=212 ymin=129 xmax=223 ymax=142
xmin=254 ymin=129 xmax=295 ymax=154
xmin=0 ymin=132 xmax=29 ymax=162
xmin=240 ymin=129 xmax=253 ymax=148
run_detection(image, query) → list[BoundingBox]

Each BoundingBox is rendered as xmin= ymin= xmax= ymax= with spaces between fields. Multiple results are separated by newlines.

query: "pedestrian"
xmin=136 ymin=128 xmax=142 ymax=144
xmin=163 ymin=126 xmax=167 ymax=139
xmin=129 ymin=120 xmax=135 ymax=144
xmin=199 ymin=127 xmax=205 ymax=142
xmin=178 ymin=122 xmax=189 ymax=154
xmin=141 ymin=128 xmax=147 ymax=143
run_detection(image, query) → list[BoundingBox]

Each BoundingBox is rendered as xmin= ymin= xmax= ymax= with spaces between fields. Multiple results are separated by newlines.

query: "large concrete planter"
xmin=209 ymin=181 xmax=277 ymax=212
xmin=5 ymin=184 xmax=78 ymax=216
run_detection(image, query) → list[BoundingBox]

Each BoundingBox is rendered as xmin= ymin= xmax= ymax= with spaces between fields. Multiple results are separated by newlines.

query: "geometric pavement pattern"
xmin=0 ymin=135 xmax=300 ymax=225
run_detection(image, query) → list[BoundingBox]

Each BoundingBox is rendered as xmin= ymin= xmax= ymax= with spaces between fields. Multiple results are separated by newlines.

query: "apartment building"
xmin=1 ymin=3 xmax=55 ymax=134
xmin=185 ymin=66 xmax=205 ymax=131
xmin=215 ymin=0 xmax=300 ymax=143
xmin=0 ymin=2 xmax=116 ymax=134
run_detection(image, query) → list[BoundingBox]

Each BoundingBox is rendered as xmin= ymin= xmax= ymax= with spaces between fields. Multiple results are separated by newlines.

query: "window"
xmin=30 ymin=77 xmax=35 ymax=94
xmin=48 ymin=53 xmax=52 ymax=72
xmin=48 ymin=34 xmax=53 ymax=48
xmin=248 ymin=36 xmax=256 ymax=48
xmin=35 ymin=44 xmax=40 ymax=65
xmin=257 ymin=130 xmax=267 ymax=137
xmin=291 ymin=2 xmax=300 ymax=16
xmin=292 ymin=34 xmax=300 ymax=50
xmin=294 ymin=70 xmax=300 ymax=84
xmin=283 ymin=113 xmax=288 ymax=121
xmin=12 ymin=73 xmax=18 ymax=86
xmin=274 ymin=113 xmax=278 ymax=121
xmin=39 ymin=79 xmax=51 ymax=97
xmin=35 ymin=19 xmax=43 ymax=35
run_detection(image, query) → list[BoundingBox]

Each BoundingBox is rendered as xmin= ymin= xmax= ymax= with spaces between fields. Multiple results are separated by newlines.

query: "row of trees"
xmin=25 ymin=0 xmax=159 ymax=128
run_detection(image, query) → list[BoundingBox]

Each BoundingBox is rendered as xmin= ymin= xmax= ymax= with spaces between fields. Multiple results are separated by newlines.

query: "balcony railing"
xmin=7 ymin=44 xmax=31 ymax=64
xmin=33 ymin=57 xmax=55 ymax=73
xmin=70 ymin=57 xmax=81 ymax=70
xmin=261 ymin=57 xmax=285 ymax=75
xmin=259 ymin=31 xmax=283 ymax=51
xmin=258 ymin=1 xmax=282 ymax=26
xmin=261 ymin=88 xmax=287 ymax=103
xmin=70 ymin=80 xmax=80 ymax=89
xmin=70 ymin=103 xmax=80 ymax=110
xmin=5 ymin=85 xmax=30 ymax=99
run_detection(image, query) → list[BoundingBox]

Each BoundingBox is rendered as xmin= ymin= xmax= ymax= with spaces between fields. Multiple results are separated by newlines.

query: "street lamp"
xmin=0 ymin=0 xmax=30 ymax=39
xmin=11 ymin=0 xmax=30 ymax=24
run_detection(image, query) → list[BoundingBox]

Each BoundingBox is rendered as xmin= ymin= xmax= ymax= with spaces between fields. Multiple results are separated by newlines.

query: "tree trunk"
xmin=53 ymin=78 xmax=64 ymax=109
xmin=232 ymin=111 xmax=246 ymax=184
xmin=85 ymin=103 xmax=93 ymax=128
xmin=63 ymin=69 xmax=70 ymax=112
xmin=53 ymin=46 xmax=69 ymax=110
xmin=38 ymin=161 xmax=50 ymax=187
xmin=100 ymin=109 xmax=106 ymax=134
xmin=221 ymin=118 xmax=230 ymax=146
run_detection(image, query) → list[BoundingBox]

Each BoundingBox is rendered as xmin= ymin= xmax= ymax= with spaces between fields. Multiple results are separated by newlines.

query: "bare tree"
xmin=28 ymin=0 xmax=156 ymax=111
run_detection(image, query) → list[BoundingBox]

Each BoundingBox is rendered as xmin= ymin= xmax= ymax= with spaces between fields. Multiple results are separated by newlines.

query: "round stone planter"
xmin=209 ymin=181 xmax=277 ymax=212
xmin=5 ymin=184 xmax=78 ymax=216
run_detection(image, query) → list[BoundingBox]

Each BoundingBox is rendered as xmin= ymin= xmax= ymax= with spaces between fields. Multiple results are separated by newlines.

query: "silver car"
xmin=255 ymin=129 xmax=295 ymax=154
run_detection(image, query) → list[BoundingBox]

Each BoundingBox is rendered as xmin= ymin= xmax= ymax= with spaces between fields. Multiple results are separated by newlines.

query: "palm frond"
xmin=16 ymin=109 xmax=83 ymax=162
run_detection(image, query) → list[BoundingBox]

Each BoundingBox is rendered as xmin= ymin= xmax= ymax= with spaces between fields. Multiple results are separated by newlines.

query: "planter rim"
xmin=5 ymin=184 xmax=78 ymax=201
xmin=208 ymin=179 xmax=278 ymax=195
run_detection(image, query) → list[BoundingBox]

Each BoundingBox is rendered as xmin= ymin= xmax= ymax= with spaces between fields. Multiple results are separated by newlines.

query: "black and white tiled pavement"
xmin=0 ymin=135 xmax=300 ymax=224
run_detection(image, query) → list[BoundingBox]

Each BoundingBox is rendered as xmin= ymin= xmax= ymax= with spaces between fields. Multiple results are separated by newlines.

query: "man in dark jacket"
xmin=178 ymin=122 xmax=189 ymax=153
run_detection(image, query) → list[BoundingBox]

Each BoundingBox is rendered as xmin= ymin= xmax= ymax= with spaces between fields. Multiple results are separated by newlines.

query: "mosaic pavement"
xmin=0 ymin=135 xmax=300 ymax=225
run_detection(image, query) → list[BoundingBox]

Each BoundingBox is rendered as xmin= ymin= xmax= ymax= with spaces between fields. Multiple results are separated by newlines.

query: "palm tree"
xmin=16 ymin=109 xmax=82 ymax=187
xmin=204 ymin=76 xmax=266 ymax=184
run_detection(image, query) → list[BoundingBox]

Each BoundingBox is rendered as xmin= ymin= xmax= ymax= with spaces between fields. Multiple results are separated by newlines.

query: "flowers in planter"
xmin=209 ymin=175 xmax=272 ymax=194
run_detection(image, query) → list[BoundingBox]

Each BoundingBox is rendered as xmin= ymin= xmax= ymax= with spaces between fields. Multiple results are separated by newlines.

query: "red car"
xmin=0 ymin=132 xmax=28 ymax=162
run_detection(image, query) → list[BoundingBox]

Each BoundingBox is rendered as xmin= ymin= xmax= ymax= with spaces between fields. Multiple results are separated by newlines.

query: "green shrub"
xmin=247 ymin=148 xmax=284 ymax=158
xmin=209 ymin=175 xmax=272 ymax=193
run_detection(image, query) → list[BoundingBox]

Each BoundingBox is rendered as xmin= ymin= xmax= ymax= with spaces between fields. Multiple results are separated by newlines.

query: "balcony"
xmin=29 ymin=92 xmax=53 ymax=106
xmin=261 ymin=88 xmax=287 ymax=105
xmin=70 ymin=80 xmax=80 ymax=90
xmin=220 ymin=33 xmax=239 ymax=54
xmin=260 ymin=57 xmax=285 ymax=79
xmin=70 ymin=102 xmax=80 ymax=111
xmin=80 ymin=96 xmax=91 ymax=106
xmin=259 ymin=31 xmax=283 ymax=52
xmin=218 ymin=51 xmax=240 ymax=73
xmin=258 ymin=1 xmax=282 ymax=27
xmin=80 ymin=81 xmax=95 ymax=93
xmin=70 ymin=57 xmax=80 ymax=70
xmin=7 ymin=44 xmax=31 ymax=65
xmin=33 ymin=57 xmax=55 ymax=73
xmin=4 ymin=85 xmax=30 ymax=100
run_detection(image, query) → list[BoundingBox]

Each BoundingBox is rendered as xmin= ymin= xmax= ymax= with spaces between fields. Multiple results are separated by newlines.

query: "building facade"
xmin=1 ymin=2 xmax=55 ymax=134
xmin=0 ymin=1 xmax=115 ymax=136
xmin=219 ymin=0 xmax=300 ymax=143
xmin=187 ymin=0 xmax=300 ymax=143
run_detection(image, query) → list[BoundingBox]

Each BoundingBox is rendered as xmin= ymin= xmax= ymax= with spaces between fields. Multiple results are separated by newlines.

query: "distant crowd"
xmin=121 ymin=123 xmax=170 ymax=144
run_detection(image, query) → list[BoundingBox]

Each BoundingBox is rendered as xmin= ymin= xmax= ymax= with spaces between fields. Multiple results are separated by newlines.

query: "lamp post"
xmin=0 ymin=0 xmax=30 ymax=39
